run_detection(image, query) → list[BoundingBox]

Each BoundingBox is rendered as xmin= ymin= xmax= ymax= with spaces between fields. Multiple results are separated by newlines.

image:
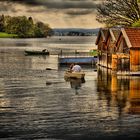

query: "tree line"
xmin=96 ymin=0 xmax=140 ymax=27
xmin=0 ymin=15 xmax=53 ymax=38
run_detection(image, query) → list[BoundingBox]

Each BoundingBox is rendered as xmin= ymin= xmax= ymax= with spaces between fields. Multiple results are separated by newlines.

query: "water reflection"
xmin=64 ymin=77 xmax=85 ymax=94
xmin=97 ymin=67 xmax=140 ymax=115
xmin=128 ymin=78 xmax=140 ymax=114
xmin=0 ymin=37 xmax=140 ymax=139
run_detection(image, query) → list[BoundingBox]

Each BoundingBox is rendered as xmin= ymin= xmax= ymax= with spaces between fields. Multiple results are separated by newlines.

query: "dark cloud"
xmin=3 ymin=0 xmax=38 ymax=5
xmin=2 ymin=0 xmax=100 ymax=9
xmin=66 ymin=9 xmax=94 ymax=16
xmin=0 ymin=0 xmax=104 ymax=28
xmin=26 ymin=8 xmax=48 ymax=13
xmin=0 ymin=1 xmax=16 ymax=12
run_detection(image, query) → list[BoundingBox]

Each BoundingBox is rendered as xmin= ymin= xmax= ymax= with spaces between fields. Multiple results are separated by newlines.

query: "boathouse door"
xmin=117 ymin=58 xmax=130 ymax=71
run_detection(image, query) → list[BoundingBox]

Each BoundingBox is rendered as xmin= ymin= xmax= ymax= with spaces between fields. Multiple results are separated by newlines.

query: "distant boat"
xmin=64 ymin=71 xmax=85 ymax=79
xmin=24 ymin=49 xmax=49 ymax=55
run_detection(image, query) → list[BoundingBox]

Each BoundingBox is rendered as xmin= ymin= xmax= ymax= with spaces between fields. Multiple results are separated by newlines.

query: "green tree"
xmin=0 ymin=15 xmax=5 ymax=32
xmin=27 ymin=17 xmax=35 ymax=37
xmin=132 ymin=19 xmax=140 ymax=26
xmin=34 ymin=21 xmax=53 ymax=37
xmin=5 ymin=16 xmax=34 ymax=37
xmin=2 ymin=15 xmax=53 ymax=38
xmin=96 ymin=0 xmax=140 ymax=27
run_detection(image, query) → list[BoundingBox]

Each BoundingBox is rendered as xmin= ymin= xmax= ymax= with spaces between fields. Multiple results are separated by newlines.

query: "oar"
xmin=46 ymin=67 xmax=66 ymax=71
xmin=46 ymin=67 xmax=59 ymax=70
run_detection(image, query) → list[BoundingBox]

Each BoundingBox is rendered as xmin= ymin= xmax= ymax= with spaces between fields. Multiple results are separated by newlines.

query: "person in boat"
xmin=71 ymin=64 xmax=82 ymax=72
xmin=42 ymin=49 xmax=46 ymax=52
xmin=69 ymin=63 xmax=75 ymax=72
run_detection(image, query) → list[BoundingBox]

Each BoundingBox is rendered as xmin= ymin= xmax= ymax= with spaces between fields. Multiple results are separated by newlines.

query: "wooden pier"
xmin=58 ymin=49 xmax=97 ymax=65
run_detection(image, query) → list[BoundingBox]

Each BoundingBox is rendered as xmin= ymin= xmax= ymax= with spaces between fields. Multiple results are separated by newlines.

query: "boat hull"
xmin=64 ymin=71 xmax=85 ymax=79
xmin=25 ymin=50 xmax=49 ymax=55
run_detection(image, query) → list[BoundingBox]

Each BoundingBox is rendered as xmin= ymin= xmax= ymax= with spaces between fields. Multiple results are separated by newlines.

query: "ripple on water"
xmin=0 ymin=38 xmax=140 ymax=139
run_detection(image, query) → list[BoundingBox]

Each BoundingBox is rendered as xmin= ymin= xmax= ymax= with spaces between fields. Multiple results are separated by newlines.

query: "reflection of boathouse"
xmin=97 ymin=68 xmax=140 ymax=114
xmin=95 ymin=28 xmax=140 ymax=75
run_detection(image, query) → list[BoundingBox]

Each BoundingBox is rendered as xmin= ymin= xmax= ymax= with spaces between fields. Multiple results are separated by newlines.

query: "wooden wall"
xmin=130 ymin=49 xmax=140 ymax=71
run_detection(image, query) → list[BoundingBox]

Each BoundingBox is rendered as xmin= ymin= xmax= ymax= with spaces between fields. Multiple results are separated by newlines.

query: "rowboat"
xmin=24 ymin=49 xmax=49 ymax=55
xmin=64 ymin=71 xmax=85 ymax=79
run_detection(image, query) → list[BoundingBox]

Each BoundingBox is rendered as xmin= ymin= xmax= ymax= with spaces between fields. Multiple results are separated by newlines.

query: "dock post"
xmin=75 ymin=50 xmax=78 ymax=57
xmin=92 ymin=60 xmax=94 ymax=66
xmin=75 ymin=50 xmax=76 ymax=56
xmin=60 ymin=49 xmax=62 ymax=56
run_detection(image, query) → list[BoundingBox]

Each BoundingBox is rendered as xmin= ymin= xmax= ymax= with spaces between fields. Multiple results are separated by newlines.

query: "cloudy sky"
xmin=0 ymin=0 xmax=104 ymax=28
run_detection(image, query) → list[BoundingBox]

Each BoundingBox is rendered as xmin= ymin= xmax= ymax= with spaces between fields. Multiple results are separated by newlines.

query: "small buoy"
xmin=46 ymin=82 xmax=52 ymax=85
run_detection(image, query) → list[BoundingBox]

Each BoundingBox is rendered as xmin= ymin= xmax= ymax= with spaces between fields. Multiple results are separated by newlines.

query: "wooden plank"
xmin=121 ymin=28 xmax=132 ymax=48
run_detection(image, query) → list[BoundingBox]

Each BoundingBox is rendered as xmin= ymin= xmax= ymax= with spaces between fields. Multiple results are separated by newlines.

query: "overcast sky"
xmin=0 ymin=0 xmax=104 ymax=28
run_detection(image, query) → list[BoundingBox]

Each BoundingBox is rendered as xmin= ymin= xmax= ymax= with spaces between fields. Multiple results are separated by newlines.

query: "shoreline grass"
xmin=0 ymin=32 xmax=18 ymax=38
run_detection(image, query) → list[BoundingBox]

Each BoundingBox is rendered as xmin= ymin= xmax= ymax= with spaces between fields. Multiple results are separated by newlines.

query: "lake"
xmin=0 ymin=36 xmax=140 ymax=140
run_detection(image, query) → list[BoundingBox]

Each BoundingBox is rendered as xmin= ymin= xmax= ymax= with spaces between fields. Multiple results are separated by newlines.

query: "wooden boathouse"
xmin=95 ymin=28 xmax=140 ymax=75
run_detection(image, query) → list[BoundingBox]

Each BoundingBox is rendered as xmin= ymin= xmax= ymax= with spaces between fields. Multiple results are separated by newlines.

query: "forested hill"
xmin=53 ymin=28 xmax=99 ymax=36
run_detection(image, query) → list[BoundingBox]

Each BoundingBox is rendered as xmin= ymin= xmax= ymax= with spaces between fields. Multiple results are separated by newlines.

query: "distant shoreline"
xmin=0 ymin=33 xmax=97 ymax=39
xmin=0 ymin=28 xmax=99 ymax=38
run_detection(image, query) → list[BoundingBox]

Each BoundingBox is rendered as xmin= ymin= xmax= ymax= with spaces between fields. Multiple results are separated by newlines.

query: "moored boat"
xmin=24 ymin=49 xmax=49 ymax=55
xmin=64 ymin=71 xmax=85 ymax=79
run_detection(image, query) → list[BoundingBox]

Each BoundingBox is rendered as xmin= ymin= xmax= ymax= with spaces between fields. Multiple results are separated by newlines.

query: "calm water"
xmin=0 ymin=36 xmax=140 ymax=140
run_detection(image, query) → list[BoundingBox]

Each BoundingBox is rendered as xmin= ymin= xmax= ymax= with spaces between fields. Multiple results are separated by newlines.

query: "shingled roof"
xmin=123 ymin=28 xmax=140 ymax=48
xmin=96 ymin=27 xmax=140 ymax=49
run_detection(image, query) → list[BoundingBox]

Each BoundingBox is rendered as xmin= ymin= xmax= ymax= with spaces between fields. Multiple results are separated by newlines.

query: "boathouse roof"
xmin=122 ymin=28 xmax=140 ymax=48
xmin=96 ymin=27 xmax=140 ymax=49
xmin=95 ymin=28 xmax=107 ymax=45
xmin=95 ymin=28 xmax=121 ymax=45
